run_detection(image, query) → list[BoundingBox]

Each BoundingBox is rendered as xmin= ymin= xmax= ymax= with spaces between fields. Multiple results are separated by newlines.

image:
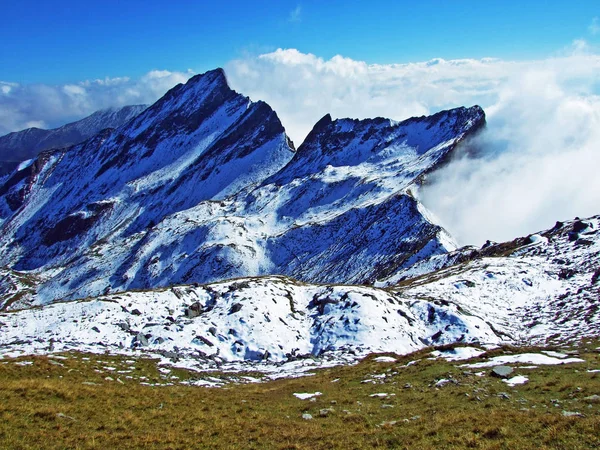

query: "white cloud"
xmin=289 ymin=5 xmax=302 ymax=23
xmin=226 ymin=48 xmax=600 ymax=245
xmin=0 ymin=69 xmax=194 ymax=136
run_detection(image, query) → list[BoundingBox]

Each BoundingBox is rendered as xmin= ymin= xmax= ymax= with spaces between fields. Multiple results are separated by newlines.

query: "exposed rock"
xmin=583 ymin=394 xmax=600 ymax=404
xmin=491 ymin=366 xmax=514 ymax=378
xmin=229 ymin=303 xmax=243 ymax=315
xmin=572 ymin=220 xmax=589 ymax=233
xmin=185 ymin=302 xmax=204 ymax=319
xmin=133 ymin=332 xmax=149 ymax=347
xmin=160 ymin=350 xmax=179 ymax=360
xmin=319 ymin=408 xmax=333 ymax=417
xmin=302 ymin=413 xmax=313 ymax=420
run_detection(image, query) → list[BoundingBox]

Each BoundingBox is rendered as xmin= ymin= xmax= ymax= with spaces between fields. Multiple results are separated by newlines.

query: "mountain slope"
xmin=0 ymin=68 xmax=484 ymax=305
xmin=1 ymin=215 xmax=598 ymax=372
xmin=0 ymin=105 xmax=148 ymax=176
xmin=384 ymin=215 xmax=600 ymax=345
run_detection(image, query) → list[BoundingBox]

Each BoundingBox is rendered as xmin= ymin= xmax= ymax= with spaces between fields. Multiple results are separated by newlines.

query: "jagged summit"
xmin=270 ymin=105 xmax=485 ymax=183
xmin=0 ymin=67 xmax=483 ymax=304
xmin=0 ymin=68 xmax=295 ymax=274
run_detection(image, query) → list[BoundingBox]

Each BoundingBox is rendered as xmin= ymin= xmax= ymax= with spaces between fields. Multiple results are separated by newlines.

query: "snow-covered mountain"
xmin=0 ymin=67 xmax=598 ymax=373
xmin=1 ymin=216 xmax=597 ymax=372
xmin=0 ymin=105 xmax=148 ymax=176
xmin=0 ymin=68 xmax=484 ymax=305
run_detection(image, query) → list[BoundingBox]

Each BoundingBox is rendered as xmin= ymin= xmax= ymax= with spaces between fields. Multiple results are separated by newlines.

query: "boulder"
xmin=184 ymin=302 xmax=204 ymax=319
xmin=133 ymin=332 xmax=149 ymax=347
xmin=491 ymin=366 xmax=513 ymax=378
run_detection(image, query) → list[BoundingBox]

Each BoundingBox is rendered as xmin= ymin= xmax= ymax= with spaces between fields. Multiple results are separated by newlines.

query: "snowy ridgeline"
xmin=1 ymin=216 xmax=599 ymax=370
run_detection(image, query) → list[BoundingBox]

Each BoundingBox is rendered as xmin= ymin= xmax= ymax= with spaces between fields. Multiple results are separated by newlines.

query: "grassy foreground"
xmin=0 ymin=342 xmax=599 ymax=449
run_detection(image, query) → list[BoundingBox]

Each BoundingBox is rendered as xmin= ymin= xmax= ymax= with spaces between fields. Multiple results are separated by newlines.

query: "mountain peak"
xmin=270 ymin=106 xmax=484 ymax=183
xmin=186 ymin=67 xmax=228 ymax=88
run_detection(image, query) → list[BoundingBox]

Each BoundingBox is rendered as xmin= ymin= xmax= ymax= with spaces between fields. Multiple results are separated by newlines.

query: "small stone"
xmin=378 ymin=420 xmax=397 ymax=427
xmin=133 ymin=332 xmax=149 ymax=347
xmin=381 ymin=404 xmax=394 ymax=409
xmin=228 ymin=303 xmax=243 ymax=315
xmin=562 ymin=411 xmax=585 ymax=418
xmin=435 ymin=379 xmax=451 ymax=388
xmin=302 ymin=413 xmax=313 ymax=420
xmin=184 ymin=302 xmax=204 ymax=319
xmin=584 ymin=395 xmax=600 ymax=403
xmin=498 ymin=392 xmax=511 ymax=400
xmin=105 ymin=376 xmax=114 ymax=381
xmin=370 ymin=393 xmax=389 ymax=398
xmin=91 ymin=326 xmax=100 ymax=333
xmin=131 ymin=309 xmax=142 ymax=316
xmin=491 ymin=366 xmax=514 ymax=378
xmin=404 ymin=383 xmax=412 ymax=389
xmin=319 ymin=408 xmax=333 ymax=417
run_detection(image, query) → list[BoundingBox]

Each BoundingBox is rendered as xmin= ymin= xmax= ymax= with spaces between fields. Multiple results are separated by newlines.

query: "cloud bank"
xmin=225 ymin=46 xmax=600 ymax=245
xmin=0 ymin=69 xmax=194 ymax=135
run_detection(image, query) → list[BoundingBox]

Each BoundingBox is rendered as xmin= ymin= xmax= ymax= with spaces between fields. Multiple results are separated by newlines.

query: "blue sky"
xmin=1 ymin=0 xmax=598 ymax=84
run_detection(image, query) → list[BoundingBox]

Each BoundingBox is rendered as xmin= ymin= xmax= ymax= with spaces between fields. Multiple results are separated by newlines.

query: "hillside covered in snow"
xmin=1 ymin=216 xmax=598 ymax=373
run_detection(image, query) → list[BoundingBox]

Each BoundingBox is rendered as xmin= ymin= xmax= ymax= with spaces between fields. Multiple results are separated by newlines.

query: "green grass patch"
xmin=0 ymin=341 xmax=599 ymax=449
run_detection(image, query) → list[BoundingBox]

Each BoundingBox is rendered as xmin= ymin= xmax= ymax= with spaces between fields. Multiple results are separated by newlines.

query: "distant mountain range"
xmin=0 ymin=68 xmax=597 ymax=371
xmin=0 ymin=104 xmax=147 ymax=175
